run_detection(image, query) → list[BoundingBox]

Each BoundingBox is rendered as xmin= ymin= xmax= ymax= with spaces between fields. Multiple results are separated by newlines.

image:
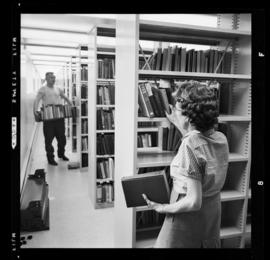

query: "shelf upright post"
xmin=87 ymin=26 xmax=98 ymax=208
xmin=76 ymin=46 xmax=82 ymax=165
xmin=114 ymin=14 xmax=139 ymax=248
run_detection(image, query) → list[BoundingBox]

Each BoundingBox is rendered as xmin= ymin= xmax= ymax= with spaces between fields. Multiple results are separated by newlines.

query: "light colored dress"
xmin=154 ymin=129 xmax=229 ymax=248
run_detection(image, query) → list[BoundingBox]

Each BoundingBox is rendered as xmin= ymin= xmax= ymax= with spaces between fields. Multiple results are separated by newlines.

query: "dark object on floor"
xmin=20 ymin=236 xmax=25 ymax=240
xmin=67 ymin=161 xmax=80 ymax=170
xmin=48 ymin=159 xmax=58 ymax=166
xmin=27 ymin=235 xmax=33 ymax=240
xmin=59 ymin=155 xmax=69 ymax=161
xmin=21 ymin=169 xmax=50 ymax=232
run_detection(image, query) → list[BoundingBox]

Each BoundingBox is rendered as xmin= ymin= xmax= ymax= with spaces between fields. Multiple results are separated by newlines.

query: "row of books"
xmin=97 ymin=108 xmax=115 ymax=130
xmin=96 ymin=158 xmax=114 ymax=179
xmin=81 ymin=136 xmax=88 ymax=151
xmin=97 ymin=134 xmax=114 ymax=155
xmin=81 ymin=119 xmax=88 ymax=134
xmin=81 ymin=84 xmax=88 ymax=99
xmin=96 ymin=183 xmax=114 ymax=203
xmin=162 ymin=124 xmax=182 ymax=151
xmin=138 ymin=80 xmax=220 ymax=118
xmin=81 ymin=66 xmax=88 ymax=81
xmin=136 ymin=210 xmax=165 ymax=228
xmin=81 ymin=101 xmax=88 ymax=116
xmin=97 ymin=84 xmax=115 ymax=105
xmin=138 ymin=82 xmax=172 ymax=118
xmin=98 ymin=58 xmax=115 ymax=79
xmin=36 ymin=105 xmax=77 ymax=121
xmin=137 ymin=133 xmax=158 ymax=148
xmin=143 ymin=46 xmax=232 ymax=73
xmin=82 ymin=153 xmax=88 ymax=167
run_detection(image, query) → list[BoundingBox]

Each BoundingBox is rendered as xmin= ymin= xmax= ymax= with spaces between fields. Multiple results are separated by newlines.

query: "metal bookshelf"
xmin=112 ymin=14 xmax=251 ymax=248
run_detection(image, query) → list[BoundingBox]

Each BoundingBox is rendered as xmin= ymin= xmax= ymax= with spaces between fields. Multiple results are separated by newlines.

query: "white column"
xmin=114 ymin=14 xmax=139 ymax=248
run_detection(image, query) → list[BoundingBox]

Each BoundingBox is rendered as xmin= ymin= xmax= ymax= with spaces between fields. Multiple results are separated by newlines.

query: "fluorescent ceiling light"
xmin=25 ymin=45 xmax=79 ymax=56
xmin=30 ymin=55 xmax=72 ymax=62
xmin=21 ymin=14 xmax=95 ymax=33
xmin=139 ymin=14 xmax=217 ymax=27
xmin=21 ymin=38 xmax=80 ymax=48
xmin=21 ymin=28 xmax=89 ymax=44
xmin=33 ymin=61 xmax=67 ymax=66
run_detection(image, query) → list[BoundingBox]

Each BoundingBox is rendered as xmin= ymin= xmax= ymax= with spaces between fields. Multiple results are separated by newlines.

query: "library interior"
xmin=20 ymin=13 xmax=251 ymax=248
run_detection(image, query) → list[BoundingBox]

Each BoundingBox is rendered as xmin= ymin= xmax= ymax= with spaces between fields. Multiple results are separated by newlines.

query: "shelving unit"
xmin=76 ymin=45 xmax=89 ymax=168
xmin=113 ymin=14 xmax=251 ymax=248
xmin=87 ymin=31 xmax=116 ymax=209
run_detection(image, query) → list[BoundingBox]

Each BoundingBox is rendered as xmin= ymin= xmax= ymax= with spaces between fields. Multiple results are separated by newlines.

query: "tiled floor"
xmin=21 ymin=125 xmax=115 ymax=248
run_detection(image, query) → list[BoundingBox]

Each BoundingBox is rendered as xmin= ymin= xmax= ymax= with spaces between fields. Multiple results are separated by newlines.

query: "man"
xmin=33 ymin=72 xmax=73 ymax=166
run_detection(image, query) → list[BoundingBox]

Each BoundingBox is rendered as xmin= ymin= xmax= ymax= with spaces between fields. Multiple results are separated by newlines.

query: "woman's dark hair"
xmin=174 ymin=81 xmax=219 ymax=132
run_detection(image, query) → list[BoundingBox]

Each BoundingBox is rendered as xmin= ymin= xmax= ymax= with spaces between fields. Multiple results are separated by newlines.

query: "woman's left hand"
xmin=142 ymin=194 xmax=167 ymax=213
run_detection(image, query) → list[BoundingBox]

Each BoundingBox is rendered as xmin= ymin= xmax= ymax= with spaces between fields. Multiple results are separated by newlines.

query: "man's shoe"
xmin=59 ymin=155 xmax=69 ymax=161
xmin=48 ymin=159 xmax=58 ymax=166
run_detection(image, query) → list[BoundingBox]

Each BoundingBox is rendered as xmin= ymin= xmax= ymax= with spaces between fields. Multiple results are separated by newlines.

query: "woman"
xmin=143 ymin=81 xmax=229 ymax=248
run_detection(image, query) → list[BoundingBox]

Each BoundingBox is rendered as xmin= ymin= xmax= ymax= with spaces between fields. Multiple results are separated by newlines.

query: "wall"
xmin=20 ymin=49 xmax=41 ymax=191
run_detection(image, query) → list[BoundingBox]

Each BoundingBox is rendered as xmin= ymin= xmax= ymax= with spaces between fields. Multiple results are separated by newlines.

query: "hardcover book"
xmin=121 ymin=170 xmax=170 ymax=207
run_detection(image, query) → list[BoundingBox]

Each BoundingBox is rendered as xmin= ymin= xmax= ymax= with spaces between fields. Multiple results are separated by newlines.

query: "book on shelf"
xmin=145 ymin=82 xmax=160 ymax=117
xmin=137 ymin=132 xmax=158 ymax=148
xmin=97 ymin=84 xmax=115 ymax=105
xmin=151 ymin=85 xmax=166 ymax=117
xmin=81 ymin=84 xmax=87 ymax=99
xmin=159 ymin=88 xmax=171 ymax=114
xmin=81 ymin=65 xmax=88 ymax=81
xmin=81 ymin=153 xmax=88 ymax=167
xmin=96 ymin=183 xmax=114 ymax=203
xmin=98 ymin=58 xmax=115 ymax=79
xmin=81 ymin=136 xmax=88 ymax=151
xmin=138 ymin=83 xmax=155 ymax=118
xmin=136 ymin=210 xmax=165 ymax=229
xmin=97 ymin=134 xmax=114 ymax=155
xmin=81 ymin=101 xmax=88 ymax=116
xmin=81 ymin=119 xmax=88 ymax=134
xmin=97 ymin=158 xmax=114 ymax=179
xmin=162 ymin=124 xmax=182 ymax=152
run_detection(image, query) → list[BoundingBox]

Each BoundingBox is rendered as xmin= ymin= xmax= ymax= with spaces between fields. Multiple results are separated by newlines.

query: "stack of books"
xmin=37 ymin=105 xmax=76 ymax=121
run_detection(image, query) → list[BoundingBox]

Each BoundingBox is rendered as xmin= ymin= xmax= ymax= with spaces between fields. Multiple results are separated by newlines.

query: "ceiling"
xmin=21 ymin=14 xmax=218 ymax=78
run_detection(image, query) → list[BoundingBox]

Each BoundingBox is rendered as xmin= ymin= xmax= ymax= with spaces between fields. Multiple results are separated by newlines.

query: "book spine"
xmin=138 ymin=83 xmax=155 ymax=118
xmin=159 ymin=89 xmax=171 ymax=114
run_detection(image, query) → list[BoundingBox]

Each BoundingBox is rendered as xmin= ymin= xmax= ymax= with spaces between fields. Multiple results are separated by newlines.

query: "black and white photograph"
xmin=9 ymin=6 xmax=265 ymax=259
